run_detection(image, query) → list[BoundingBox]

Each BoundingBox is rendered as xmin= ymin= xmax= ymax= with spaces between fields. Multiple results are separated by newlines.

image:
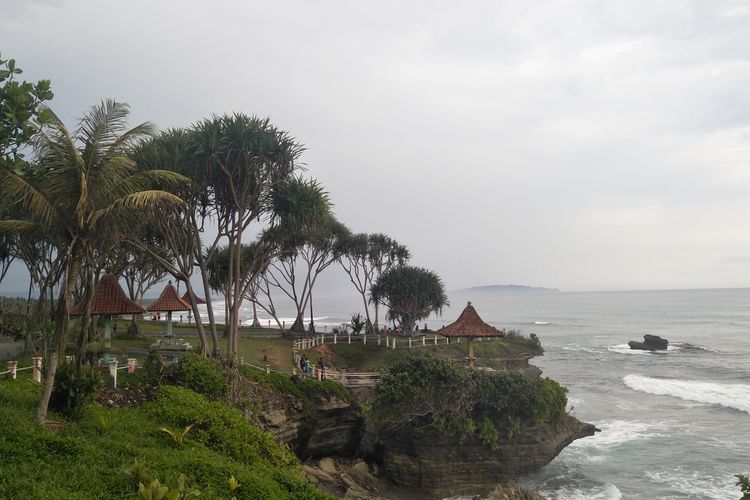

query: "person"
xmin=299 ymin=355 xmax=306 ymax=373
xmin=303 ymin=357 xmax=311 ymax=379
xmin=317 ymin=358 xmax=325 ymax=380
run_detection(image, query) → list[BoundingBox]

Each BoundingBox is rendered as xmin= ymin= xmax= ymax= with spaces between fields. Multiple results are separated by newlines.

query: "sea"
xmin=198 ymin=288 xmax=750 ymax=499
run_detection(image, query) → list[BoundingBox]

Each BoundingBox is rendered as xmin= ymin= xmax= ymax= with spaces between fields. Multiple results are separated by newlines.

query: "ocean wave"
xmin=539 ymin=482 xmax=622 ymax=500
xmin=571 ymin=419 xmax=670 ymax=449
xmin=607 ymin=344 xmax=652 ymax=355
xmin=562 ymin=345 xmax=600 ymax=355
xmin=534 ymin=321 xmax=550 ymax=325
xmin=645 ymin=467 xmax=739 ymax=499
xmin=623 ymin=374 xmax=750 ymax=414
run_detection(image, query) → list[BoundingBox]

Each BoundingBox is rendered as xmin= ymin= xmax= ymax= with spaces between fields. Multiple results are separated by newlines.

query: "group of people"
xmin=299 ymin=355 xmax=326 ymax=380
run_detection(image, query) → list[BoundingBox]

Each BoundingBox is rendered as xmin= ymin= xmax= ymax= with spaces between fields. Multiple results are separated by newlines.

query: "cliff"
xmin=371 ymin=415 xmax=596 ymax=497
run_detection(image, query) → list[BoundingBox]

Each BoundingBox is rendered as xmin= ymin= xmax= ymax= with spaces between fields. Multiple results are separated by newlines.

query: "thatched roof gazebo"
xmin=437 ymin=301 xmax=505 ymax=368
xmin=70 ymin=273 xmax=146 ymax=363
xmin=147 ymin=281 xmax=191 ymax=344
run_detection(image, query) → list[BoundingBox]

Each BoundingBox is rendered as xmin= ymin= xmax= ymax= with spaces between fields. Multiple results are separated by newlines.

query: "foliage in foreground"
xmin=738 ymin=474 xmax=750 ymax=500
xmin=0 ymin=378 xmax=330 ymax=499
xmin=371 ymin=353 xmax=567 ymax=447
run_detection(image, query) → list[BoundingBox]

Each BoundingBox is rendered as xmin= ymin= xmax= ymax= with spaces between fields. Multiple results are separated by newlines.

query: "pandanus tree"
xmin=128 ymin=128 xmax=226 ymax=355
xmin=339 ymin=233 xmax=410 ymax=332
xmin=194 ymin=115 xmax=303 ymax=355
xmin=370 ymin=265 xmax=448 ymax=335
xmin=0 ymin=99 xmax=186 ymax=424
xmin=206 ymin=177 xmax=335 ymax=338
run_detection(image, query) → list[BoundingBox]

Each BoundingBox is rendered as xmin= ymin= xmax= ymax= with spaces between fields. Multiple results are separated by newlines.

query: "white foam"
xmin=607 ymin=344 xmax=651 ymax=355
xmin=572 ymin=419 xmax=670 ymax=449
xmin=646 ymin=467 xmax=739 ymax=499
xmin=623 ymin=374 xmax=750 ymax=414
xmin=539 ymin=482 xmax=622 ymax=500
xmin=534 ymin=321 xmax=550 ymax=325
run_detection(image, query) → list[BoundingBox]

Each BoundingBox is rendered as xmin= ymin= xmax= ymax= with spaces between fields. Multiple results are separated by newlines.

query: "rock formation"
xmin=370 ymin=415 xmax=596 ymax=497
xmin=628 ymin=334 xmax=668 ymax=351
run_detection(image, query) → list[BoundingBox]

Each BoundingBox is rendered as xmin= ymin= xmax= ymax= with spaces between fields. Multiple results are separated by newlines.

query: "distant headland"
xmin=453 ymin=284 xmax=561 ymax=294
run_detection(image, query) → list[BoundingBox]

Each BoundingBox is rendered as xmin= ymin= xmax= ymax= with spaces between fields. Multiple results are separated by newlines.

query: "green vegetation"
xmin=738 ymin=474 xmax=750 ymax=500
xmin=238 ymin=365 xmax=354 ymax=409
xmin=172 ymin=353 xmax=229 ymax=400
xmin=370 ymin=265 xmax=447 ymax=335
xmin=0 ymin=378 xmax=331 ymax=499
xmin=371 ymin=353 xmax=567 ymax=448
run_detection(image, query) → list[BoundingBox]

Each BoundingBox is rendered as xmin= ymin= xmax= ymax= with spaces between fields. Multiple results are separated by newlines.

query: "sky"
xmin=2 ymin=0 xmax=750 ymax=293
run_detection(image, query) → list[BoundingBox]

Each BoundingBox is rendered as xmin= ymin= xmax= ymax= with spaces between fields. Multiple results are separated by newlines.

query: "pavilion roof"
xmin=436 ymin=302 xmax=505 ymax=338
xmin=147 ymin=282 xmax=191 ymax=312
xmin=70 ymin=273 xmax=146 ymax=316
xmin=181 ymin=291 xmax=206 ymax=306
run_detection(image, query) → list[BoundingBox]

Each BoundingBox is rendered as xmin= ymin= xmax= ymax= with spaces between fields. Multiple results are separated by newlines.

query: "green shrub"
xmin=371 ymin=353 xmax=567 ymax=447
xmin=48 ymin=362 xmax=103 ymax=419
xmin=173 ymin=352 xmax=229 ymax=400
xmin=140 ymin=348 xmax=175 ymax=387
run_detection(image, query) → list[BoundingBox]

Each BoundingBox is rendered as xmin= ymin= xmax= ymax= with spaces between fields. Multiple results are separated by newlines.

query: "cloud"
xmin=2 ymin=0 xmax=750 ymax=292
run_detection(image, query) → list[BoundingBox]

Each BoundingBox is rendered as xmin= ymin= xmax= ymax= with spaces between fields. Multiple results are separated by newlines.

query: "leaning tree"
xmin=0 ymin=100 xmax=186 ymax=424
xmin=369 ymin=265 xmax=448 ymax=335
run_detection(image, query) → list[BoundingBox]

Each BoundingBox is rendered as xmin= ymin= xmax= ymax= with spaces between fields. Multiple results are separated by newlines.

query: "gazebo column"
xmin=166 ymin=311 xmax=173 ymax=345
xmin=102 ymin=314 xmax=114 ymax=365
xmin=467 ymin=338 xmax=475 ymax=368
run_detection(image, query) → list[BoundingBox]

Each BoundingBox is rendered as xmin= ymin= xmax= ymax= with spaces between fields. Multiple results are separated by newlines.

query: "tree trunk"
xmin=251 ymin=300 xmax=260 ymax=328
xmin=36 ymin=250 xmax=79 ymax=425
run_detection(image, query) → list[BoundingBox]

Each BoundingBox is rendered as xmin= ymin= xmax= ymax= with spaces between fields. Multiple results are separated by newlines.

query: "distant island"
xmin=453 ymin=284 xmax=561 ymax=294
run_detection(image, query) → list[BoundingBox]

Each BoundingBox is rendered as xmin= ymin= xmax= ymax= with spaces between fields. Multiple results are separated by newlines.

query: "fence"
xmin=293 ymin=332 xmax=456 ymax=351
xmin=1 ymin=356 xmax=138 ymax=388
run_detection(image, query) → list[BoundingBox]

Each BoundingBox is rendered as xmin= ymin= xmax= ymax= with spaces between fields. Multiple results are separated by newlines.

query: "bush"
xmin=48 ymin=362 xmax=103 ymax=419
xmin=173 ymin=353 xmax=229 ymax=400
xmin=371 ymin=353 xmax=567 ymax=447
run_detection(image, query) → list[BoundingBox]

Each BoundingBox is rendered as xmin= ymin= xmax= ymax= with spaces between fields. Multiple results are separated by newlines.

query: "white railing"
xmin=293 ymin=333 xmax=453 ymax=351
xmin=2 ymin=357 xmax=137 ymax=388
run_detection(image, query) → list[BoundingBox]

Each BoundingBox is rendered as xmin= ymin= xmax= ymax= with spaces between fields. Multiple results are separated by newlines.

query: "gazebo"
xmin=181 ymin=290 xmax=206 ymax=325
xmin=147 ymin=281 xmax=191 ymax=345
xmin=436 ymin=301 xmax=505 ymax=368
xmin=70 ymin=273 xmax=146 ymax=364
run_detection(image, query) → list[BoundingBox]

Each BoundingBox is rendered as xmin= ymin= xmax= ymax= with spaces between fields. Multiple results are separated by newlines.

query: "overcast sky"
xmin=2 ymin=0 xmax=750 ymax=293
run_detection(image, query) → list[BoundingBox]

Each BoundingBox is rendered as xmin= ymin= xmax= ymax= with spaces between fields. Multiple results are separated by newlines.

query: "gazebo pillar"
xmin=166 ymin=311 xmax=174 ymax=345
xmin=468 ymin=338 xmax=475 ymax=368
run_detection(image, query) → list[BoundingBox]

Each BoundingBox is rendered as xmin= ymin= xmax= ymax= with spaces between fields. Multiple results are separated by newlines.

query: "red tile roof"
xmin=181 ymin=291 xmax=206 ymax=305
xmin=70 ymin=273 xmax=146 ymax=316
xmin=436 ymin=302 xmax=505 ymax=338
xmin=147 ymin=282 xmax=191 ymax=312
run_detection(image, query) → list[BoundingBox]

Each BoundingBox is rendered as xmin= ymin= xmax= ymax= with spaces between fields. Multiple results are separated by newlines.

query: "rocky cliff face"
xmin=247 ymin=390 xmax=365 ymax=459
xmin=371 ymin=415 xmax=596 ymax=497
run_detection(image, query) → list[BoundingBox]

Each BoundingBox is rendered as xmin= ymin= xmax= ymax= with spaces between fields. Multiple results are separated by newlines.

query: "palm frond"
xmin=0 ymin=168 xmax=55 ymax=227
xmin=0 ymin=220 xmax=45 ymax=234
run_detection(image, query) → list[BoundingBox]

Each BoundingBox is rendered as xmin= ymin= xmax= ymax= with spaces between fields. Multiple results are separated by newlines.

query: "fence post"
xmin=317 ymin=368 xmax=322 ymax=381
xmin=127 ymin=358 xmax=137 ymax=374
xmin=378 ymin=335 xmax=381 ymax=346
xmin=292 ymin=368 xmax=297 ymax=376
xmin=392 ymin=338 xmax=396 ymax=350
xmin=434 ymin=335 xmax=438 ymax=345
xmin=32 ymin=357 xmax=42 ymax=383
xmin=6 ymin=360 xmax=17 ymax=380
xmin=265 ymin=364 xmax=271 ymax=374
xmin=65 ymin=355 xmax=73 ymax=364
xmin=363 ymin=335 xmax=367 ymax=345
xmin=334 ymin=334 xmax=338 ymax=344
xmin=321 ymin=334 xmax=325 ymax=345
xmin=240 ymin=357 xmax=245 ymax=366
xmin=422 ymin=337 xmax=426 ymax=347
xmin=348 ymin=334 xmax=351 ymax=344
xmin=409 ymin=337 xmax=412 ymax=349
xmin=341 ymin=368 xmax=347 ymax=387
xmin=109 ymin=360 xmax=118 ymax=388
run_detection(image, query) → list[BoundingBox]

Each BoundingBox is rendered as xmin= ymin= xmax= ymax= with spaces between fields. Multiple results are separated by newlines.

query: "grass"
xmin=0 ymin=378 xmax=332 ymax=499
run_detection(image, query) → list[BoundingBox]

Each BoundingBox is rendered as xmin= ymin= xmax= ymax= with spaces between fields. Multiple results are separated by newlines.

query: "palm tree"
xmin=0 ymin=99 xmax=186 ymax=424
xmin=370 ymin=265 xmax=448 ymax=335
